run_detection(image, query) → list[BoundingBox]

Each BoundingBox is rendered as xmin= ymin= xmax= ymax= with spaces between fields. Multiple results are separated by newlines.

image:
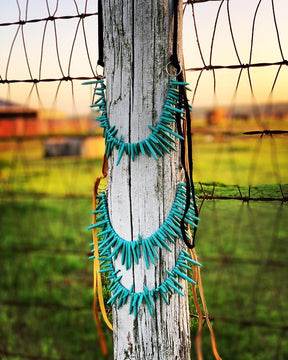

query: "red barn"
xmin=0 ymin=100 xmax=40 ymax=137
xmin=0 ymin=99 xmax=96 ymax=138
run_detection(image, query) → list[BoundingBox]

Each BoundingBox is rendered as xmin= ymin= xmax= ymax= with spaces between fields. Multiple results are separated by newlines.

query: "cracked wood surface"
xmin=102 ymin=1 xmax=191 ymax=359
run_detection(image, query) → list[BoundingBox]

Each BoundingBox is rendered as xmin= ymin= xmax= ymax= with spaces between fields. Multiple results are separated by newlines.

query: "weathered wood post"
xmin=102 ymin=1 xmax=191 ymax=359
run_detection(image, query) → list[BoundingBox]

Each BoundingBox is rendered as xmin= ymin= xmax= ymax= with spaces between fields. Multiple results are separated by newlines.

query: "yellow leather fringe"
xmin=190 ymin=248 xmax=222 ymax=360
xmin=91 ymin=156 xmax=113 ymax=355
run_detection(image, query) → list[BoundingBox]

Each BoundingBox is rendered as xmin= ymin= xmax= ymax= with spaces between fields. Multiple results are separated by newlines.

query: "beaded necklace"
xmin=88 ymin=183 xmax=199 ymax=270
xmin=84 ymin=78 xmax=191 ymax=165
xmin=102 ymin=247 xmax=201 ymax=318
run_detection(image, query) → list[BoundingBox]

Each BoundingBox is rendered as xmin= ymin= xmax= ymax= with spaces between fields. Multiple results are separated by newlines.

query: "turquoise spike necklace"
xmin=98 ymin=247 xmax=201 ymax=318
xmin=88 ymin=183 xmax=199 ymax=270
xmin=83 ymin=78 xmax=191 ymax=165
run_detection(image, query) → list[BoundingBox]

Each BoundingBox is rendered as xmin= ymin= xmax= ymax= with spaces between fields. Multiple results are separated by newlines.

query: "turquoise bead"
xmin=145 ymin=139 xmax=158 ymax=160
xmin=116 ymin=143 xmax=125 ymax=166
xmin=87 ymin=79 xmax=194 ymax=163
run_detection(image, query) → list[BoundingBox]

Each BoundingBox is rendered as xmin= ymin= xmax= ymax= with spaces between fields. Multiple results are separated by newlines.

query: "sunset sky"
xmin=0 ymin=0 xmax=287 ymax=115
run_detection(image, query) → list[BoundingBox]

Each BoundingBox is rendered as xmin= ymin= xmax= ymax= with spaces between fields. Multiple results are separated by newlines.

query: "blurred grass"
xmin=1 ymin=136 xmax=287 ymax=198
xmin=0 ymin=139 xmax=103 ymax=197
xmin=0 ymin=198 xmax=114 ymax=360
xmin=194 ymin=135 xmax=288 ymax=186
xmin=191 ymin=200 xmax=288 ymax=360
xmin=0 ymin=135 xmax=287 ymax=359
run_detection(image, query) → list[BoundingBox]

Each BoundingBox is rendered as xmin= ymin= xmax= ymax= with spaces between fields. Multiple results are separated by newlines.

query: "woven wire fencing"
xmin=0 ymin=1 xmax=287 ymax=360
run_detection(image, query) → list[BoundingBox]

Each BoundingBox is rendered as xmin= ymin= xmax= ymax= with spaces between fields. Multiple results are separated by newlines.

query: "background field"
xmin=0 ymin=130 xmax=287 ymax=360
xmin=1 ymin=0 xmax=288 ymax=358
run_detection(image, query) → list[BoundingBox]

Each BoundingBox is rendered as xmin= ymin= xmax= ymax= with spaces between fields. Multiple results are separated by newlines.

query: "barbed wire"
xmin=0 ymin=180 xmax=287 ymax=202
xmin=0 ymin=0 xmax=99 ymax=112
xmin=0 ymin=76 xmax=97 ymax=84
xmin=0 ymin=12 xmax=98 ymax=27
xmin=186 ymin=60 xmax=288 ymax=72
xmin=1 ymin=60 xmax=288 ymax=85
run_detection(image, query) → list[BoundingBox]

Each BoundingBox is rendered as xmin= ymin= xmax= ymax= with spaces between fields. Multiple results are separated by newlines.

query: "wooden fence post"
xmin=102 ymin=1 xmax=191 ymax=358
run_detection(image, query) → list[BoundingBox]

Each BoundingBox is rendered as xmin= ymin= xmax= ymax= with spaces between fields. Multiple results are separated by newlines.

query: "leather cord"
xmin=170 ymin=0 xmax=199 ymax=248
xmin=97 ymin=0 xmax=104 ymax=67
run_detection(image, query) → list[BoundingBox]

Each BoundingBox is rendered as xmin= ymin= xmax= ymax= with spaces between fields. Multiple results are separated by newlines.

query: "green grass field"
xmin=0 ymin=135 xmax=287 ymax=359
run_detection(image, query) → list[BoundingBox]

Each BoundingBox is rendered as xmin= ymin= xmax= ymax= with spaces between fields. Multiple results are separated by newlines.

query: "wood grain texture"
xmin=102 ymin=1 xmax=191 ymax=359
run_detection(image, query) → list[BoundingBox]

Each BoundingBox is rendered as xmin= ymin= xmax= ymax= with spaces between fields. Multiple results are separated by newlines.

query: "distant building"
xmin=206 ymin=107 xmax=228 ymax=126
xmin=0 ymin=100 xmax=38 ymax=137
xmin=44 ymin=137 xmax=82 ymax=157
xmin=44 ymin=137 xmax=105 ymax=158
xmin=230 ymin=113 xmax=249 ymax=121
xmin=0 ymin=99 xmax=95 ymax=137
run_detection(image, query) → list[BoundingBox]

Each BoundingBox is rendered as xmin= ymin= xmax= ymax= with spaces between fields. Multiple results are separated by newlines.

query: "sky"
xmin=0 ymin=0 xmax=287 ymax=115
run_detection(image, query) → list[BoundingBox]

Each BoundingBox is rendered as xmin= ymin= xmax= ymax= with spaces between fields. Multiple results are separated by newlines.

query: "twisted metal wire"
xmin=0 ymin=1 xmax=288 ymax=359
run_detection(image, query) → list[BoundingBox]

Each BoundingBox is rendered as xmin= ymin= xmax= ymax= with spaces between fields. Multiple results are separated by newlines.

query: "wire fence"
xmin=0 ymin=0 xmax=288 ymax=359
